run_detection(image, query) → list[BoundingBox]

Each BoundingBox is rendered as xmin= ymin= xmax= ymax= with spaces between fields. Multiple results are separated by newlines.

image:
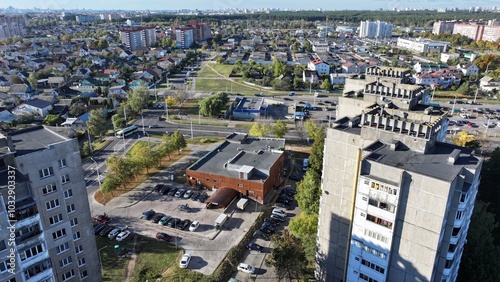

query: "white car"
xmin=116 ymin=230 xmax=131 ymax=242
xmin=285 ymin=115 xmax=294 ymax=120
xmin=189 ymin=221 xmax=200 ymax=232
xmin=272 ymin=208 xmax=286 ymax=217
xmin=183 ymin=190 xmax=193 ymax=199
xmin=179 ymin=253 xmax=192 ymax=269
xmin=237 ymin=263 xmax=256 ymax=274
xmin=107 ymin=228 xmax=121 ymax=239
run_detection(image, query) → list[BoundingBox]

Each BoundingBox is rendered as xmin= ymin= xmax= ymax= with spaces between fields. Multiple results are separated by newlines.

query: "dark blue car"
xmin=247 ymin=243 xmax=264 ymax=252
xmin=141 ymin=209 xmax=155 ymax=220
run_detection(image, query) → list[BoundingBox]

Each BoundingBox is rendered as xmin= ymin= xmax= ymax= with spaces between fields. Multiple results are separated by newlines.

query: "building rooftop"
xmin=188 ymin=133 xmax=285 ymax=181
xmin=364 ymin=141 xmax=480 ymax=182
xmin=9 ymin=125 xmax=68 ymax=156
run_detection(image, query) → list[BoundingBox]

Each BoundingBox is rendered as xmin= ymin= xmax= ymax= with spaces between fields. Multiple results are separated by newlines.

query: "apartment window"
xmin=364 ymin=229 xmax=389 ymax=244
xmin=448 ymin=243 xmax=457 ymax=253
xmin=20 ymin=243 xmax=44 ymax=261
xmin=213 ymin=180 xmax=218 ymax=183
xmin=238 ymin=184 xmax=243 ymax=187
xmin=366 ymin=214 xmax=393 ymax=229
xmin=452 ymin=227 xmax=461 ymax=237
xmin=361 ymin=259 xmax=385 ymax=274
xmin=67 ymin=204 xmax=75 ymax=213
xmin=42 ymin=183 xmax=57 ymax=195
xmin=75 ymin=245 xmax=83 ymax=254
xmin=70 ymin=217 xmax=78 ymax=227
xmin=59 ymin=159 xmax=67 ymax=168
xmin=52 ymin=228 xmax=67 ymax=240
xmin=78 ymin=257 xmax=86 ymax=267
xmin=0 ymin=259 xmax=13 ymax=273
xmin=59 ymin=256 xmax=72 ymax=268
xmin=73 ymin=231 xmax=81 ymax=241
xmin=456 ymin=211 xmax=463 ymax=220
xmin=64 ymin=189 xmax=73 ymax=198
xmin=368 ymin=198 xmax=396 ymax=213
xmin=459 ymin=193 xmax=467 ymax=203
xmin=24 ymin=259 xmax=51 ymax=279
xmin=80 ymin=269 xmax=88 ymax=279
xmin=445 ymin=259 xmax=454 ymax=269
xmin=205 ymin=178 xmax=210 ymax=182
xmin=359 ymin=272 xmax=378 ymax=282
xmin=39 ymin=167 xmax=54 ymax=178
xmin=62 ymin=269 xmax=75 ymax=281
xmin=61 ymin=174 xmax=70 ymax=184
xmin=45 ymin=199 xmax=60 ymax=210
xmin=49 ymin=214 xmax=63 ymax=225
xmin=56 ymin=242 xmax=70 ymax=254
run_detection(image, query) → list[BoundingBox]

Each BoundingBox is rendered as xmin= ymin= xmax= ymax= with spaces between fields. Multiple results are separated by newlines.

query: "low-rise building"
xmin=397 ymin=37 xmax=450 ymax=53
xmin=308 ymin=59 xmax=330 ymax=75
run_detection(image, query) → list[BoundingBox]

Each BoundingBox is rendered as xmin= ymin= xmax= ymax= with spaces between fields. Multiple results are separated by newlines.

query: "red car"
xmin=93 ymin=214 xmax=111 ymax=223
xmin=467 ymin=122 xmax=474 ymax=128
xmin=156 ymin=232 xmax=173 ymax=242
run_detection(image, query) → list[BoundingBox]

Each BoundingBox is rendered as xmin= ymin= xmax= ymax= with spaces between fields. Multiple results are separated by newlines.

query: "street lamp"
xmin=90 ymin=157 xmax=102 ymax=190
xmin=98 ymin=246 xmax=109 ymax=276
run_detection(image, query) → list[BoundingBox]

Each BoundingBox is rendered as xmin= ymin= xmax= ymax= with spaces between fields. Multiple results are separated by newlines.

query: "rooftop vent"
xmin=448 ymin=149 xmax=461 ymax=164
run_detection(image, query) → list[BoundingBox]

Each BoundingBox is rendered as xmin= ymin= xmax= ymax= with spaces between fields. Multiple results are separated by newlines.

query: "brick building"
xmin=186 ymin=133 xmax=285 ymax=204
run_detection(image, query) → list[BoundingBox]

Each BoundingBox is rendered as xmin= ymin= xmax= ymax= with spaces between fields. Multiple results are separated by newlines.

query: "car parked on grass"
xmin=247 ymin=243 xmax=264 ymax=253
xmin=175 ymin=188 xmax=186 ymax=198
xmin=253 ymin=230 xmax=270 ymax=240
xmin=179 ymin=253 xmax=192 ymax=268
xmin=151 ymin=213 xmax=165 ymax=224
xmin=116 ymin=230 xmax=131 ymax=242
xmin=156 ymin=232 xmax=173 ymax=242
xmin=93 ymin=214 xmax=111 ymax=223
xmin=178 ymin=219 xmax=191 ymax=230
xmin=107 ymin=228 xmax=121 ymax=239
xmin=100 ymin=226 xmax=115 ymax=237
xmin=189 ymin=221 xmax=200 ymax=231
xmin=94 ymin=223 xmax=108 ymax=235
xmin=237 ymin=263 xmax=256 ymax=274
xmin=141 ymin=210 xmax=155 ymax=220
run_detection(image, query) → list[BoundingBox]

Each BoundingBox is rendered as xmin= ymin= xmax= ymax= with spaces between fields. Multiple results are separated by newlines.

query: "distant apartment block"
xmin=0 ymin=126 xmax=101 ymax=282
xmin=432 ymin=21 xmax=455 ymax=35
xmin=359 ymin=20 xmax=393 ymax=38
xmin=120 ymin=26 xmax=156 ymax=51
xmin=189 ymin=20 xmax=212 ymax=43
xmin=397 ymin=37 xmax=450 ymax=53
xmin=173 ymin=21 xmax=212 ymax=48
xmin=75 ymin=14 xmax=100 ymax=23
xmin=452 ymin=22 xmax=500 ymax=42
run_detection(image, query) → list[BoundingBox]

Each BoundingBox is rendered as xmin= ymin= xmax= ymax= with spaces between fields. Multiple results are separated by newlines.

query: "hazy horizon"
xmin=2 ymin=0 xmax=494 ymax=11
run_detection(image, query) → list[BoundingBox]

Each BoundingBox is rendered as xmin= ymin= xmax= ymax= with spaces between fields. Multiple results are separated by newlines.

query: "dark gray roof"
xmin=24 ymin=98 xmax=53 ymax=108
xmin=188 ymin=134 xmax=285 ymax=181
xmin=364 ymin=141 xmax=481 ymax=182
xmin=9 ymin=125 xmax=68 ymax=156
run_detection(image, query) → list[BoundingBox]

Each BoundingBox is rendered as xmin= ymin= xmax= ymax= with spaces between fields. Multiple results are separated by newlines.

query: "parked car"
xmin=262 ymin=221 xmax=276 ymax=231
xmin=289 ymin=174 xmax=302 ymax=181
xmin=107 ymin=228 xmax=122 ymax=239
xmin=272 ymin=208 xmax=286 ymax=217
xmin=154 ymin=184 xmax=164 ymax=192
xmin=197 ymin=193 xmax=208 ymax=203
xmin=160 ymin=186 xmax=170 ymax=195
xmin=247 ymin=243 xmax=264 ymax=253
xmin=151 ymin=213 xmax=165 ymax=224
xmin=179 ymin=253 xmax=192 ymax=268
xmin=167 ymin=188 xmax=178 ymax=196
xmin=189 ymin=221 xmax=200 ymax=231
xmin=141 ymin=210 xmax=155 ymax=220
xmin=274 ymin=202 xmax=291 ymax=210
xmin=93 ymin=214 xmax=111 ymax=223
xmin=94 ymin=223 xmax=108 ymax=235
xmin=116 ymin=230 xmax=131 ymax=242
xmin=253 ymin=230 xmax=269 ymax=240
xmin=159 ymin=215 xmax=172 ymax=226
xmin=264 ymin=217 xmax=281 ymax=226
xmin=237 ymin=263 xmax=256 ymax=274
xmin=149 ymin=124 xmax=159 ymax=128
xmin=270 ymin=214 xmax=285 ymax=222
xmin=167 ymin=218 xmax=181 ymax=228
xmin=178 ymin=204 xmax=190 ymax=212
xmin=183 ymin=190 xmax=193 ymax=199
xmin=190 ymin=192 xmax=200 ymax=201
xmin=99 ymin=226 xmax=115 ymax=237
xmin=156 ymin=232 xmax=173 ymax=242
xmin=175 ymin=188 xmax=186 ymax=198
xmin=260 ymin=227 xmax=274 ymax=234
xmin=178 ymin=219 xmax=191 ymax=230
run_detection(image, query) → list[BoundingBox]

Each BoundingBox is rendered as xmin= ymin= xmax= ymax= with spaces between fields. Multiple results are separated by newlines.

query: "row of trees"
xmin=248 ymin=120 xmax=288 ymax=138
xmin=101 ymin=131 xmax=187 ymax=194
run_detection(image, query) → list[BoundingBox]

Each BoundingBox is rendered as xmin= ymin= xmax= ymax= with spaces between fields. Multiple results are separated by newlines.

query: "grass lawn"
xmin=94 ymin=148 xmax=192 ymax=205
xmin=195 ymin=78 xmax=264 ymax=95
xmin=187 ymin=136 xmax=225 ymax=145
xmin=197 ymin=66 xmax=221 ymax=78
xmin=210 ymin=64 xmax=235 ymax=77
xmin=234 ymin=123 xmax=253 ymax=129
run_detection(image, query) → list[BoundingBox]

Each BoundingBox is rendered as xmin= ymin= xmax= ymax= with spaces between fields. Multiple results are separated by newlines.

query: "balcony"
xmin=443 ymin=267 xmax=452 ymax=277
xmin=25 ymin=267 xmax=53 ymax=282
xmin=16 ymin=213 xmax=40 ymax=229
xmin=446 ymin=244 xmax=457 ymax=260
xmin=16 ymin=231 xmax=44 ymax=250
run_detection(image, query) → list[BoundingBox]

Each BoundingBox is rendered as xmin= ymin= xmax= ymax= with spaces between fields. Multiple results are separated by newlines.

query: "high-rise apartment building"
xmin=189 ymin=20 xmax=212 ymax=43
xmin=0 ymin=126 xmax=101 ymax=282
xmin=119 ymin=26 xmax=156 ymax=51
xmin=359 ymin=21 xmax=393 ymax=38
xmin=432 ymin=21 xmax=455 ymax=35
xmin=453 ymin=24 xmax=483 ymax=41
xmin=174 ymin=27 xmax=194 ymax=49
xmin=316 ymin=66 xmax=482 ymax=282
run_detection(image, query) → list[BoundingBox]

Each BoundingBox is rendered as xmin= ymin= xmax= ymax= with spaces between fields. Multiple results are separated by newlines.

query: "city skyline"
xmin=1 ymin=0 xmax=494 ymax=11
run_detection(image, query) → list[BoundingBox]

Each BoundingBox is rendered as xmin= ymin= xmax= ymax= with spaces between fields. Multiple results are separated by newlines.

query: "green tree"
xmin=126 ymin=84 xmax=149 ymax=116
xmin=69 ymin=102 xmax=87 ymax=117
xmin=129 ymin=141 xmax=157 ymax=174
xmin=295 ymin=169 xmax=321 ymax=214
xmin=452 ymin=131 xmax=480 ymax=148
xmin=272 ymin=58 xmax=286 ymax=78
xmin=42 ymin=114 xmax=62 ymax=126
xmin=158 ymin=134 xmax=175 ymax=160
xmin=101 ymin=174 xmax=121 ymax=194
xmin=249 ymin=121 xmax=271 ymax=137
xmin=305 ymin=120 xmax=324 ymax=140
xmin=27 ymin=73 xmax=38 ymax=90
xmin=87 ymin=109 xmax=108 ymax=138
xmin=112 ymin=114 xmax=126 ymax=130
xmin=199 ymin=92 xmax=229 ymax=117
xmin=320 ymin=78 xmax=331 ymax=91
xmin=265 ymin=230 xmax=307 ymax=281
xmin=80 ymin=142 xmax=91 ymax=158
xmin=106 ymin=155 xmax=134 ymax=188
xmin=309 ymin=129 xmax=325 ymax=172
xmin=289 ymin=212 xmax=319 ymax=262
xmin=273 ymin=120 xmax=288 ymax=138
xmin=170 ymin=131 xmax=187 ymax=153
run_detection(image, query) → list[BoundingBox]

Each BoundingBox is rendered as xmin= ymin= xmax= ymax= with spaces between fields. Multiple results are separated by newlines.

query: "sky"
xmin=4 ymin=0 xmax=494 ymax=11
